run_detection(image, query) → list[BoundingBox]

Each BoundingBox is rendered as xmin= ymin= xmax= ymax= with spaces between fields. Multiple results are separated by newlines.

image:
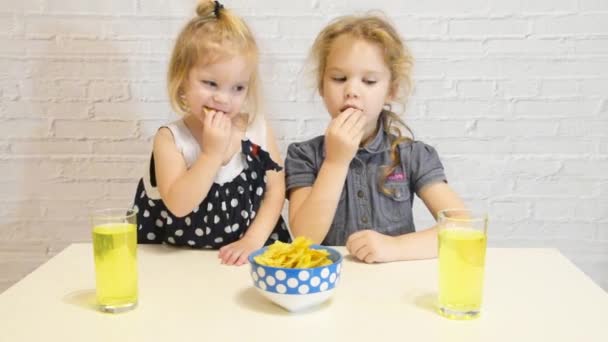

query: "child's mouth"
xmin=340 ymin=105 xmax=362 ymax=112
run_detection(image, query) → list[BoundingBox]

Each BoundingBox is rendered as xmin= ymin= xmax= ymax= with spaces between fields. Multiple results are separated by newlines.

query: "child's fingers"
xmin=354 ymin=244 xmax=373 ymax=263
xmin=225 ymin=249 xmax=241 ymax=265
xmin=341 ymin=109 xmax=362 ymax=132
xmin=236 ymin=253 xmax=249 ymax=266
xmin=333 ymin=108 xmax=356 ymax=127
xmin=346 ymin=232 xmax=366 ymax=255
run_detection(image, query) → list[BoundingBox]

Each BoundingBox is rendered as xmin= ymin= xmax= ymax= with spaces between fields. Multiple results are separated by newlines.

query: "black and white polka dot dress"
xmin=132 ymin=118 xmax=291 ymax=248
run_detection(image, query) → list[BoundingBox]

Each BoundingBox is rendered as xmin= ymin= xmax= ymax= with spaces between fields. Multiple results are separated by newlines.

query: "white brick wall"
xmin=1 ymin=0 xmax=607 ymax=292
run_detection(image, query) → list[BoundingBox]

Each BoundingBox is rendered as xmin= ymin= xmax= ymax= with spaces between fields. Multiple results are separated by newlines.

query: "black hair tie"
xmin=214 ymin=1 xmax=224 ymax=18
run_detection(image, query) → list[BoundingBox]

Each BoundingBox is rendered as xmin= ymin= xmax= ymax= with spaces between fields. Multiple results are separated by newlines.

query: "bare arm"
xmin=288 ymin=109 xmax=366 ymax=243
xmin=243 ymin=123 xmax=286 ymax=241
xmin=153 ymin=127 xmax=223 ymax=217
xmin=288 ymin=161 xmax=350 ymax=243
xmin=393 ymin=182 xmax=465 ymax=260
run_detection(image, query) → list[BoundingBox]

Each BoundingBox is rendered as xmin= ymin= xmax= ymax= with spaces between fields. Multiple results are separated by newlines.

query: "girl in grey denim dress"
xmin=285 ymin=14 xmax=465 ymax=263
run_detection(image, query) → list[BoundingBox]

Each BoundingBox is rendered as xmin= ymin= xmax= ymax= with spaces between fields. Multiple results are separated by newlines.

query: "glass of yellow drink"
xmin=90 ymin=208 xmax=138 ymax=313
xmin=437 ymin=209 xmax=488 ymax=320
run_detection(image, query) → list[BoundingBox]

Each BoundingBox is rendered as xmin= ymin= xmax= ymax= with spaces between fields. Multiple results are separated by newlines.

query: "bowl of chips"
xmin=248 ymin=237 xmax=343 ymax=312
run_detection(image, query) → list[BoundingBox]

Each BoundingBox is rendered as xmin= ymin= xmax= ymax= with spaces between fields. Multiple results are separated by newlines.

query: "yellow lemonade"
xmin=92 ymin=222 xmax=138 ymax=311
xmin=438 ymin=227 xmax=487 ymax=319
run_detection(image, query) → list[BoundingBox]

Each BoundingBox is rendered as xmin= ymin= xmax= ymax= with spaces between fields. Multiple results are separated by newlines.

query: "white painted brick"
xmin=496 ymin=79 xmax=539 ymax=98
xmin=263 ymin=81 xmax=297 ymax=102
xmin=503 ymin=158 xmax=563 ymax=178
xmin=0 ymin=79 xmax=19 ymax=100
xmin=0 ymin=119 xmax=49 ymax=138
xmin=514 ymin=100 xmax=599 ymax=117
xmin=265 ymin=101 xmax=325 ymax=120
xmin=54 ymin=120 xmax=136 ymax=138
xmin=2 ymin=101 xmax=90 ymax=119
xmin=448 ymin=179 xmax=515 ymax=199
xmin=580 ymin=0 xmax=608 ymax=11
xmin=88 ymin=81 xmax=130 ymax=102
xmin=2 ymin=0 xmax=607 ymax=294
xmin=573 ymin=39 xmax=608 ymax=55
xmin=514 ymin=180 xmax=597 ymax=197
xmin=558 ymin=120 xmax=608 ymax=137
xmin=344 ymin=0 xmax=490 ymax=15
xmin=0 ymin=0 xmax=43 ymax=12
xmin=136 ymin=0 xmax=191 ymax=16
xmin=534 ymin=15 xmax=608 ymax=36
xmin=486 ymin=39 xmax=574 ymax=56
xmin=107 ymin=18 xmax=183 ymax=39
xmin=456 ymin=80 xmax=495 ymax=98
xmin=560 ymin=159 xmax=608 ymax=179
xmin=411 ymin=79 xmax=456 ymax=99
xmin=442 ymin=157 xmax=505 ymax=180
xmin=104 ymin=181 xmax=140 ymax=199
xmin=394 ymin=17 xmax=447 ymax=37
xmin=449 ymin=19 xmax=528 ymax=37
xmin=93 ymin=102 xmax=174 ymax=120
xmin=22 ymin=39 xmax=171 ymax=58
xmin=433 ymin=138 xmax=513 ymax=154
xmin=579 ymin=79 xmax=608 ymax=96
xmin=299 ymin=118 xmax=330 ymax=139
xmin=277 ymin=17 xmax=325 ymax=38
xmin=426 ymin=100 xmax=511 ymax=118
xmin=600 ymin=138 xmax=608 ymax=154
xmin=0 ymin=14 xmax=16 ymax=35
xmin=0 ymin=59 xmax=28 ymax=78
xmin=61 ymin=159 xmax=144 ymax=180
xmin=45 ymin=0 xmax=135 ymax=15
xmin=511 ymin=138 xmax=597 ymax=154
xmin=269 ymin=120 xmax=299 ymax=140
xmin=257 ymin=36 xmax=312 ymax=56
xmin=137 ymin=119 xmax=166 ymax=139
xmin=10 ymin=141 xmax=92 ymax=154
xmin=19 ymin=79 xmax=87 ymax=100
xmin=539 ymin=80 xmax=579 ymax=97
xmin=24 ymin=16 xmax=108 ymax=39
xmin=408 ymin=119 xmax=472 ymax=138
xmin=576 ymin=201 xmax=608 ymax=222
xmin=490 ymin=201 xmax=531 ymax=222
xmin=92 ymin=141 xmax=152 ymax=155
xmin=523 ymin=0 xmax=578 ymax=13
xmin=475 ymin=120 xmax=558 ymax=137
xmin=534 ymin=200 xmax=577 ymax=220
xmin=409 ymin=40 xmax=485 ymax=58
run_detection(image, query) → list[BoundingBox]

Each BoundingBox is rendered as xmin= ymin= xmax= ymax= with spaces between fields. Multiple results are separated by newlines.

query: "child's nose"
xmin=344 ymin=81 xmax=360 ymax=99
xmin=212 ymin=90 xmax=229 ymax=104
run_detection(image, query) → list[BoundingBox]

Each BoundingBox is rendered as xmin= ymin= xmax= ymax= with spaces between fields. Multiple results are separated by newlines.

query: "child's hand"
xmin=218 ymin=234 xmax=265 ymax=266
xmin=346 ymin=230 xmax=399 ymax=263
xmin=324 ymin=108 xmax=366 ymax=166
xmin=201 ymin=109 xmax=232 ymax=161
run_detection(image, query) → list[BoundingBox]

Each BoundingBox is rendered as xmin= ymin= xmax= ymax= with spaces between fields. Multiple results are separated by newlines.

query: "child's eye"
xmin=234 ymin=85 xmax=247 ymax=92
xmin=202 ymin=80 xmax=217 ymax=87
xmin=331 ymin=76 xmax=346 ymax=82
xmin=363 ymin=79 xmax=377 ymax=85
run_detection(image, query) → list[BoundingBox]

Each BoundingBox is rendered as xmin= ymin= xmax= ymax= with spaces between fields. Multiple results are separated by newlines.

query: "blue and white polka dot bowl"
xmin=248 ymin=245 xmax=343 ymax=312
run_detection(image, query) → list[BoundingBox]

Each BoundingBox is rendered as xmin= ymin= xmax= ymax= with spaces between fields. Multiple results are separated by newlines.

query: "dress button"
xmin=357 ymin=190 xmax=364 ymax=198
xmin=362 ymin=216 xmax=368 ymax=224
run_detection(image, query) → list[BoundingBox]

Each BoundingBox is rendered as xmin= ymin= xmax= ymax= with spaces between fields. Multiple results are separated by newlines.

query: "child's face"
xmin=321 ymin=35 xmax=393 ymax=134
xmin=183 ymin=54 xmax=252 ymax=121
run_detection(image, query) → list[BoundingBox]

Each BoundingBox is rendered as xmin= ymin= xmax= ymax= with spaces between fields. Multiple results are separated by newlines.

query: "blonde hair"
xmin=167 ymin=1 xmax=261 ymax=123
xmin=309 ymin=13 xmax=415 ymax=196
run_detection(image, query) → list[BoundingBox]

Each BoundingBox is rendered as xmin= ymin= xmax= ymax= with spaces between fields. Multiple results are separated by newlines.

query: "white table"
xmin=0 ymin=244 xmax=606 ymax=341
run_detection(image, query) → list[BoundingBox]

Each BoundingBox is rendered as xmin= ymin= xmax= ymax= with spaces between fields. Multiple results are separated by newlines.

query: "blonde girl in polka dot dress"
xmin=132 ymin=0 xmax=290 ymax=265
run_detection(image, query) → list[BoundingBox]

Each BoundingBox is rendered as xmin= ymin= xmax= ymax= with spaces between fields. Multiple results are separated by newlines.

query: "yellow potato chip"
xmin=254 ymin=237 xmax=332 ymax=268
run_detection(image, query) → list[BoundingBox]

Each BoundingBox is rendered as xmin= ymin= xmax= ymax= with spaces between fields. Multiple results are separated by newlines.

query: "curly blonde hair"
xmin=309 ymin=13 xmax=415 ymax=195
xmin=167 ymin=1 xmax=261 ymax=122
